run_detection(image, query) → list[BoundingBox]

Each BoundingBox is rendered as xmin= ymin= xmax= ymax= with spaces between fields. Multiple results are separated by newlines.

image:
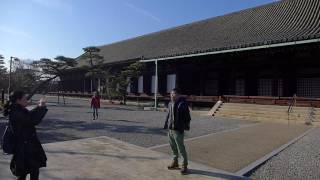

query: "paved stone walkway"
xmin=153 ymin=123 xmax=311 ymax=173
xmin=0 ymin=136 xmax=248 ymax=180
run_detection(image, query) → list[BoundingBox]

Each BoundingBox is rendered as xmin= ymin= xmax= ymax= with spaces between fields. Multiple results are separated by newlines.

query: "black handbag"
xmin=1 ymin=124 xmax=15 ymax=154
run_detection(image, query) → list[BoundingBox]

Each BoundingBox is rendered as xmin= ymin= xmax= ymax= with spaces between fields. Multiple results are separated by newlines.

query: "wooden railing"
xmin=221 ymin=95 xmax=320 ymax=107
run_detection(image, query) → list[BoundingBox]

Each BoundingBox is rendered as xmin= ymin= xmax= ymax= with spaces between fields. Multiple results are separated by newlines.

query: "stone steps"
xmin=217 ymin=110 xmax=309 ymax=117
xmin=221 ymin=104 xmax=310 ymax=110
xmin=214 ymin=103 xmax=319 ymax=122
xmin=221 ymin=104 xmax=320 ymax=111
xmin=217 ymin=114 xmax=305 ymax=122
xmin=217 ymin=109 xmax=309 ymax=116
xmin=219 ymin=107 xmax=310 ymax=114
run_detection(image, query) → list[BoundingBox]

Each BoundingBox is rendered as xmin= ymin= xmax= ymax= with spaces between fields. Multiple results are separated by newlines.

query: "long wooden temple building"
xmin=59 ymin=0 xmax=320 ymax=106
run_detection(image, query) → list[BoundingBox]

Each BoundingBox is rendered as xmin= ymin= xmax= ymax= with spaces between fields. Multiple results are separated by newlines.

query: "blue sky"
xmin=0 ymin=0 xmax=277 ymax=66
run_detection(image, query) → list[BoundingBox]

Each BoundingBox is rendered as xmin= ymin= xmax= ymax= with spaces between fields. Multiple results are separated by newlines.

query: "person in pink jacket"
xmin=90 ymin=92 xmax=100 ymax=120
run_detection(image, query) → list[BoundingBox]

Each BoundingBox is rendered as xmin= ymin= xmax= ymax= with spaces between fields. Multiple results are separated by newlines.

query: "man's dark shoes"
xmin=180 ymin=165 xmax=188 ymax=175
xmin=167 ymin=161 xmax=179 ymax=170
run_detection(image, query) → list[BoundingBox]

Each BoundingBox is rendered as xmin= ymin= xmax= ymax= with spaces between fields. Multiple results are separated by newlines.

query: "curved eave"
xmin=140 ymin=38 xmax=320 ymax=63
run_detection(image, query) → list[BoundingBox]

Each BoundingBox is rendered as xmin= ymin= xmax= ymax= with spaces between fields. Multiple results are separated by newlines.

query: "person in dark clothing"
xmin=164 ymin=88 xmax=191 ymax=175
xmin=90 ymin=91 xmax=100 ymax=120
xmin=3 ymin=91 xmax=48 ymax=180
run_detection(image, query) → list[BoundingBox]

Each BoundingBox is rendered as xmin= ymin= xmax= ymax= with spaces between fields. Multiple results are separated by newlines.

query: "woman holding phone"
xmin=3 ymin=91 xmax=48 ymax=180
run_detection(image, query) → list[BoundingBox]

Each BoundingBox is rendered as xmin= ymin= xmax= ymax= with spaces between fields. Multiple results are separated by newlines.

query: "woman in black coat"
xmin=3 ymin=91 xmax=48 ymax=180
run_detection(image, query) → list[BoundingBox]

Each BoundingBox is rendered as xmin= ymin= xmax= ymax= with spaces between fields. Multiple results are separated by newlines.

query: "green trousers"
xmin=168 ymin=130 xmax=188 ymax=166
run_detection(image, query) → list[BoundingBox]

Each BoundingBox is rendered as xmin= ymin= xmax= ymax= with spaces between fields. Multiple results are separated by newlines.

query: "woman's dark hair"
xmin=172 ymin=88 xmax=180 ymax=94
xmin=3 ymin=91 xmax=25 ymax=117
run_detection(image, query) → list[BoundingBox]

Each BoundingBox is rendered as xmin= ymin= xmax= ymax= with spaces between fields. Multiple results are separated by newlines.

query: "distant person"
xmin=164 ymin=88 xmax=191 ymax=175
xmin=3 ymin=91 xmax=48 ymax=180
xmin=91 ymin=91 xmax=100 ymax=120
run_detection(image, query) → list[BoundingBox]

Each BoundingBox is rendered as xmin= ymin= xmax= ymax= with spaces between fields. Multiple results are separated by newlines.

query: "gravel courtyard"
xmin=1 ymin=95 xmax=319 ymax=180
xmin=0 ymin=95 xmax=254 ymax=148
xmin=249 ymin=127 xmax=320 ymax=180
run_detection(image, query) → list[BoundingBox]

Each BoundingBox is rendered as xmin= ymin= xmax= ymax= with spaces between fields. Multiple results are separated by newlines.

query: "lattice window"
xmin=258 ymin=79 xmax=272 ymax=96
xmin=297 ymin=78 xmax=320 ymax=97
xmin=235 ymin=79 xmax=245 ymax=96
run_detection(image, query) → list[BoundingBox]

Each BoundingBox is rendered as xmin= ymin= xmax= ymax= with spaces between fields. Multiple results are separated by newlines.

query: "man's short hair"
xmin=172 ymin=88 xmax=180 ymax=94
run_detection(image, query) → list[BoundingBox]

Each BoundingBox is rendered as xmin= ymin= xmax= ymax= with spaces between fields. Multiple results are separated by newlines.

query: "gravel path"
xmin=249 ymin=127 xmax=320 ymax=180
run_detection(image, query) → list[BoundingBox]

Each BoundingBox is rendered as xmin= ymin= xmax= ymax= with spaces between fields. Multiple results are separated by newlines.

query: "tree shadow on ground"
xmin=50 ymin=104 xmax=84 ymax=108
xmin=45 ymin=149 xmax=160 ymax=160
xmin=36 ymin=118 xmax=166 ymax=144
xmin=37 ymin=131 xmax=83 ymax=144
xmin=106 ymin=119 xmax=143 ymax=123
xmin=39 ymin=118 xmax=165 ymax=134
xmin=1 ymin=116 xmax=167 ymax=145
xmin=48 ymin=104 xmax=143 ymax=111
xmin=101 ymin=106 xmax=143 ymax=111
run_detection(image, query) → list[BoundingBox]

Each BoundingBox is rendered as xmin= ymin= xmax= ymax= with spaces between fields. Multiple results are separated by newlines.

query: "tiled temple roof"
xmin=78 ymin=0 xmax=320 ymax=66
